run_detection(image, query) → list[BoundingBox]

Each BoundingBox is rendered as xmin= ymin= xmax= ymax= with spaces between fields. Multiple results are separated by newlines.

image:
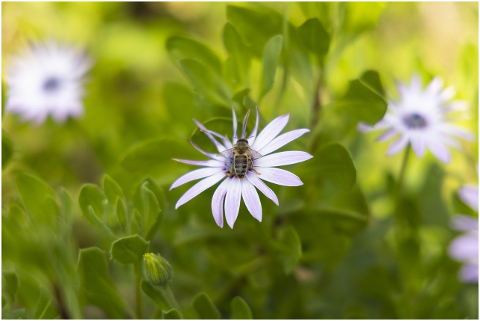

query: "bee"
xmin=219 ymin=138 xmax=262 ymax=179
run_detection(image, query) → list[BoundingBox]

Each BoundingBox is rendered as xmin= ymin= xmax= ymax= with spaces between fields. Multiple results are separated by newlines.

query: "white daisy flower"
xmin=359 ymin=75 xmax=474 ymax=163
xmin=170 ymin=107 xmax=312 ymax=228
xmin=5 ymin=40 xmax=92 ymax=124
xmin=448 ymin=184 xmax=478 ymax=283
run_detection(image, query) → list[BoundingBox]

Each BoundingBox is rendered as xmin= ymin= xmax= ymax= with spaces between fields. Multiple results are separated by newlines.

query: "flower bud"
xmin=142 ymin=253 xmax=173 ymax=286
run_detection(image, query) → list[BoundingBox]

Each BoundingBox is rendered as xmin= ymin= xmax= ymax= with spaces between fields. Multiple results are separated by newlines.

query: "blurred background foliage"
xmin=2 ymin=2 xmax=478 ymax=319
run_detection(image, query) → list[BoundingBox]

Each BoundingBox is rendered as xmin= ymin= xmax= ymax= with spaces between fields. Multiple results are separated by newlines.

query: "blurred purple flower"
xmin=359 ymin=75 xmax=473 ymax=163
xmin=5 ymin=40 xmax=92 ymax=124
xmin=448 ymin=185 xmax=478 ymax=283
xmin=171 ymin=107 xmax=312 ymax=228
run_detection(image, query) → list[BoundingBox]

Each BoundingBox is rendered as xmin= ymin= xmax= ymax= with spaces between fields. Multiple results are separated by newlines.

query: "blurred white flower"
xmin=359 ymin=75 xmax=473 ymax=163
xmin=448 ymin=184 xmax=478 ymax=283
xmin=171 ymin=107 xmax=312 ymax=228
xmin=5 ymin=40 xmax=92 ymax=124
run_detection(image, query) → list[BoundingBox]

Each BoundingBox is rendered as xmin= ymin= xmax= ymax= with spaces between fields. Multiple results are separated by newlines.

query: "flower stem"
xmin=160 ymin=284 xmax=182 ymax=317
xmin=135 ymin=272 xmax=143 ymax=319
xmin=310 ymin=70 xmax=324 ymax=130
xmin=394 ymin=144 xmax=411 ymax=222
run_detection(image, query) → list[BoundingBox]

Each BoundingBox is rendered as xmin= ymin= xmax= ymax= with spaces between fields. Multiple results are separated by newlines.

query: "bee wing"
xmin=248 ymin=149 xmax=262 ymax=159
xmin=217 ymin=148 xmax=234 ymax=158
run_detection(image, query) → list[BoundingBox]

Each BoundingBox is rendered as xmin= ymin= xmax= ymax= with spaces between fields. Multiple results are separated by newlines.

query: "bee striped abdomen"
xmin=234 ymin=154 xmax=249 ymax=179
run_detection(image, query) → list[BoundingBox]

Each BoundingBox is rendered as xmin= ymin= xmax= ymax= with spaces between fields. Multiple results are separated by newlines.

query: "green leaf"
xmin=110 ymin=235 xmax=149 ymax=265
xmin=2 ymin=271 xmax=19 ymax=307
xmin=77 ymin=247 xmax=125 ymax=318
xmin=116 ymin=198 xmax=128 ymax=233
xmin=34 ymin=288 xmax=59 ymax=319
xmin=298 ymin=2 xmax=332 ymax=31
xmin=193 ymin=292 xmax=220 ymax=319
xmin=78 ymin=184 xmax=105 ymax=223
xmin=103 ymin=174 xmax=124 ymax=205
xmin=300 ymin=142 xmax=356 ymax=190
xmin=343 ymin=2 xmax=385 ymax=36
xmin=223 ymin=23 xmax=251 ymax=87
xmin=141 ymin=280 xmax=169 ymax=310
xmin=180 ymin=59 xmax=232 ymax=107
xmin=164 ymin=82 xmax=197 ymax=124
xmin=259 ymin=35 xmax=283 ymax=100
xmin=164 ymin=308 xmax=182 ymax=319
xmin=226 ymin=5 xmax=282 ymax=57
xmin=59 ymin=187 xmax=74 ymax=231
xmin=2 ymin=131 xmax=14 ymax=169
xmin=166 ymin=36 xmax=222 ymax=75
xmin=297 ymin=18 xmax=330 ymax=61
xmin=120 ymin=138 xmax=196 ymax=177
xmin=2 ymin=308 xmax=26 ymax=319
xmin=15 ymin=173 xmax=57 ymax=227
xmin=277 ymin=226 xmax=302 ymax=274
xmin=231 ymin=296 xmax=252 ymax=319
xmin=334 ymin=70 xmax=387 ymax=125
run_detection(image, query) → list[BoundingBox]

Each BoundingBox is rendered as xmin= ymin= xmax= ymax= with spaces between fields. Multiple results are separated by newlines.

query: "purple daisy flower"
xmin=170 ymin=107 xmax=312 ymax=228
xmin=448 ymin=185 xmax=478 ymax=283
xmin=359 ymin=75 xmax=474 ymax=163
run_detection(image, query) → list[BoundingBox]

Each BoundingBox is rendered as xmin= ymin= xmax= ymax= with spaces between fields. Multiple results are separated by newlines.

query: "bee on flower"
xmin=5 ymin=40 xmax=92 ymax=124
xmin=359 ymin=75 xmax=474 ymax=163
xmin=171 ymin=107 xmax=312 ymax=228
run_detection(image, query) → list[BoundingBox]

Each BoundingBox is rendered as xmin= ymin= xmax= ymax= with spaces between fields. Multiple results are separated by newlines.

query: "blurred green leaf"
xmin=103 ymin=174 xmax=124 ymax=205
xmin=231 ymin=296 xmax=252 ymax=319
xmin=120 ymin=138 xmax=196 ymax=177
xmin=77 ymin=247 xmax=125 ymax=318
xmin=34 ymin=288 xmax=59 ymax=319
xmin=259 ymin=35 xmax=283 ymax=100
xmin=342 ymin=2 xmax=385 ymax=36
xmin=180 ymin=59 xmax=232 ymax=107
xmin=2 ymin=131 xmax=13 ymax=169
xmin=335 ymin=70 xmax=387 ymax=125
xmin=167 ymin=36 xmax=222 ymax=75
xmin=15 ymin=173 xmax=57 ymax=227
xmin=164 ymin=308 xmax=182 ymax=319
xmin=78 ymin=184 xmax=105 ymax=224
xmin=278 ymin=226 xmax=302 ymax=274
xmin=110 ymin=235 xmax=149 ymax=265
xmin=223 ymin=23 xmax=251 ymax=87
xmin=193 ymin=292 xmax=220 ymax=319
xmin=297 ymin=18 xmax=330 ymax=61
xmin=300 ymin=142 xmax=356 ymax=190
xmin=2 ymin=308 xmax=26 ymax=319
xmin=59 ymin=187 xmax=74 ymax=231
xmin=164 ymin=82 xmax=197 ymax=124
xmin=298 ymin=2 xmax=332 ymax=31
xmin=2 ymin=271 xmax=18 ymax=307
xmin=116 ymin=198 xmax=128 ymax=233
xmin=226 ymin=5 xmax=282 ymax=57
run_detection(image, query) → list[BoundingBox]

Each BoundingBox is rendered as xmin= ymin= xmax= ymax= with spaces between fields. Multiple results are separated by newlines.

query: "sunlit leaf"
xmin=223 ymin=23 xmax=251 ymax=87
xmin=259 ymin=35 xmax=283 ymax=100
xmin=33 ymin=288 xmax=59 ymax=319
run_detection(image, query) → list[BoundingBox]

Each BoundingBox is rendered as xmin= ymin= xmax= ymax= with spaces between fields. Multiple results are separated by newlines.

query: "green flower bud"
xmin=142 ymin=253 xmax=173 ymax=286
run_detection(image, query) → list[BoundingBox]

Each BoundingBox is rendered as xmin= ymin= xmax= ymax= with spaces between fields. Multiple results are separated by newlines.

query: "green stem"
xmin=394 ymin=144 xmax=411 ymax=228
xmin=310 ymin=71 xmax=323 ymax=130
xmin=160 ymin=284 xmax=183 ymax=317
xmin=135 ymin=266 xmax=143 ymax=319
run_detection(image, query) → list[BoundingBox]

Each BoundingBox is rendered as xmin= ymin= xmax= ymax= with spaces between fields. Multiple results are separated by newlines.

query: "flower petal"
xmin=459 ymin=262 xmax=479 ymax=283
xmin=211 ymin=178 xmax=232 ymax=228
xmin=448 ymin=233 xmax=478 ymax=262
xmin=376 ymin=129 xmax=398 ymax=142
xmin=187 ymin=139 xmax=223 ymax=161
xmin=246 ymin=171 xmax=279 ymax=205
xmin=426 ymin=139 xmax=451 ymax=163
xmin=255 ymin=151 xmax=313 ymax=167
xmin=256 ymin=167 xmax=303 ymax=186
xmin=386 ymin=135 xmax=409 ymax=156
xmin=252 ymin=114 xmax=290 ymax=151
xmin=459 ymin=186 xmax=479 ymax=212
xmin=451 ymin=214 xmax=478 ymax=232
xmin=225 ymin=178 xmax=241 ymax=228
xmin=232 ymin=106 xmax=238 ymax=143
xmin=440 ymin=124 xmax=475 ymax=141
xmin=410 ymin=136 xmax=426 ymax=157
xmin=173 ymin=158 xmax=224 ymax=167
xmin=193 ymin=119 xmax=226 ymax=152
xmin=241 ymin=109 xmax=250 ymax=139
xmin=247 ymin=106 xmax=260 ymax=145
xmin=257 ymin=129 xmax=310 ymax=155
xmin=170 ymin=167 xmax=224 ymax=190
xmin=175 ymin=172 xmax=225 ymax=209
xmin=242 ymin=179 xmax=262 ymax=222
